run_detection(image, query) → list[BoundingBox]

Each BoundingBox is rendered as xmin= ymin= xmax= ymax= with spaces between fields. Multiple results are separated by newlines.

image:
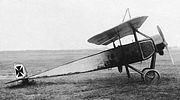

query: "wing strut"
xmin=113 ymin=42 xmax=116 ymax=48
xmin=130 ymin=24 xmax=143 ymax=59
xmin=115 ymin=28 xmax=122 ymax=46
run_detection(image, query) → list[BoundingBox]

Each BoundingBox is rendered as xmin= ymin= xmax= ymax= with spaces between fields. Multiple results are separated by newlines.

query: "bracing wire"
xmin=122 ymin=8 xmax=131 ymax=22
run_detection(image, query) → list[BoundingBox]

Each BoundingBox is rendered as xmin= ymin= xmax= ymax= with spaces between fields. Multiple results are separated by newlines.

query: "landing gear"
xmin=125 ymin=65 xmax=131 ymax=78
xmin=118 ymin=65 xmax=130 ymax=78
xmin=143 ymin=69 xmax=160 ymax=84
xmin=118 ymin=53 xmax=161 ymax=84
xmin=142 ymin=53 xmax=160 ymax=84
xmin=141 ymin=67 xmax=152 ymax=79
xmin=127 ymin=65 xmax=160 ymax=84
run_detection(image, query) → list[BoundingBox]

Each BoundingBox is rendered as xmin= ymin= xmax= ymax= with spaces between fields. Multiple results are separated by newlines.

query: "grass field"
xmin=0 ymin=49 xmax=180 ymax=100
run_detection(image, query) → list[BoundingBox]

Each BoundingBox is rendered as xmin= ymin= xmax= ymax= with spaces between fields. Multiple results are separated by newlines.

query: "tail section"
xmin=14 ymin=64 xmax=28 ymax=79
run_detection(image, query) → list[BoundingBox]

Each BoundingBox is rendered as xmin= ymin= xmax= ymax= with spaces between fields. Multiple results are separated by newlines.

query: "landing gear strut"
xmin=142 ymin=53 xmax=160 ymax=84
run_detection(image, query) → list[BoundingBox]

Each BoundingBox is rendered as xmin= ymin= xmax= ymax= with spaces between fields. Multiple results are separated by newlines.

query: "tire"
xmin=143 ymin=69 xmax=160 ymax=84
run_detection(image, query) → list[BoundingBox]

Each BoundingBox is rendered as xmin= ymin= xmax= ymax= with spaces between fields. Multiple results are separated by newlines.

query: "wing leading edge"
xmin=88 ymin=16 xmax=148 ymax=45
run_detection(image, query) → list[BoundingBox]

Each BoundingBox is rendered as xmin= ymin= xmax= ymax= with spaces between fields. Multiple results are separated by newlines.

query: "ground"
xmin=0 ymin=49 xmax=180 ymax=100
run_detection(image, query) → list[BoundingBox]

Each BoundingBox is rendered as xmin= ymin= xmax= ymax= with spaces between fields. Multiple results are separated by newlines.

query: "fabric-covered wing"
xmin=88 ymin=16 xmax=148 ymax=45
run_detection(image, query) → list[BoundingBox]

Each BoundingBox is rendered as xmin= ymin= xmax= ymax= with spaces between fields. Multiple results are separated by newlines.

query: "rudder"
xmin=14 ymin=64 xmax=28 ymax=79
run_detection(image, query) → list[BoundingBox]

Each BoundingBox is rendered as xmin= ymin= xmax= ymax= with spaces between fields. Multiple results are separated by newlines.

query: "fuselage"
xmin=99 ymin=38 xmax=155 ymax=68
xmin=97 ymin=34 xmax=166 ymax=68
xmin=29 ymin=35 xmax=166 ymax=79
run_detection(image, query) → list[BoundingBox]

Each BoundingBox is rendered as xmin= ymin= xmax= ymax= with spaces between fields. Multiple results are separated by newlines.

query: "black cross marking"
xmin=15 ymin=66 xmax=24 ymax=77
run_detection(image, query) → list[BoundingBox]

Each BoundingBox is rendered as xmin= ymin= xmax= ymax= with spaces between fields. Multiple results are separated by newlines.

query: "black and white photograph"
xmin=0 ymin=0 xmax=180 ymax=99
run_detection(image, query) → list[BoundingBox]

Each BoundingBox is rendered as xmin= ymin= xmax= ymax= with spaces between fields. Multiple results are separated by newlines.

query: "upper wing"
xmin=88 ymin=16 xmax=148 ymax=45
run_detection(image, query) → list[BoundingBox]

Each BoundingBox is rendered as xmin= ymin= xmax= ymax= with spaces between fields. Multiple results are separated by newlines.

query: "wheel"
xmin=141 ymin=68 xmax=152 ymax=79
xmin=143 ymin=69 xmax=160 ymax=84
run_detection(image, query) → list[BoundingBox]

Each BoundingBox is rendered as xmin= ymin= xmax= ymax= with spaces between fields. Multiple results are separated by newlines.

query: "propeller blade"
xmin=166 ymin=46 xmax=175 ymax=65
xmin=157 ymin=25 xmax=166 ymax=42
xmin=157 ymin=25 xmax=174 ymax=65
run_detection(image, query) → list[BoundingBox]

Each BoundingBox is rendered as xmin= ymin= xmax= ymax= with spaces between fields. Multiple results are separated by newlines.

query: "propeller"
xmin=157 ymin=25 xmax=174 ymax=65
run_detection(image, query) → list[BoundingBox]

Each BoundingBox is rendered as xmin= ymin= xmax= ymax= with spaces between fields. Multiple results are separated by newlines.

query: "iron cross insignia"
xmin=15 ymin=66 xmax=24 ymax=77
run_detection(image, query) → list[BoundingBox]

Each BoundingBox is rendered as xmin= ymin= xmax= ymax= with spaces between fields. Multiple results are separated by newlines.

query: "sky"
xmin=0 ymin=0 xmax=179 ymax=51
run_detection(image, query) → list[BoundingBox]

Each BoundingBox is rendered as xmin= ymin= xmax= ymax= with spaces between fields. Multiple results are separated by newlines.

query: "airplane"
xmin=5 ymin=9 xmax=174 ymax=85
